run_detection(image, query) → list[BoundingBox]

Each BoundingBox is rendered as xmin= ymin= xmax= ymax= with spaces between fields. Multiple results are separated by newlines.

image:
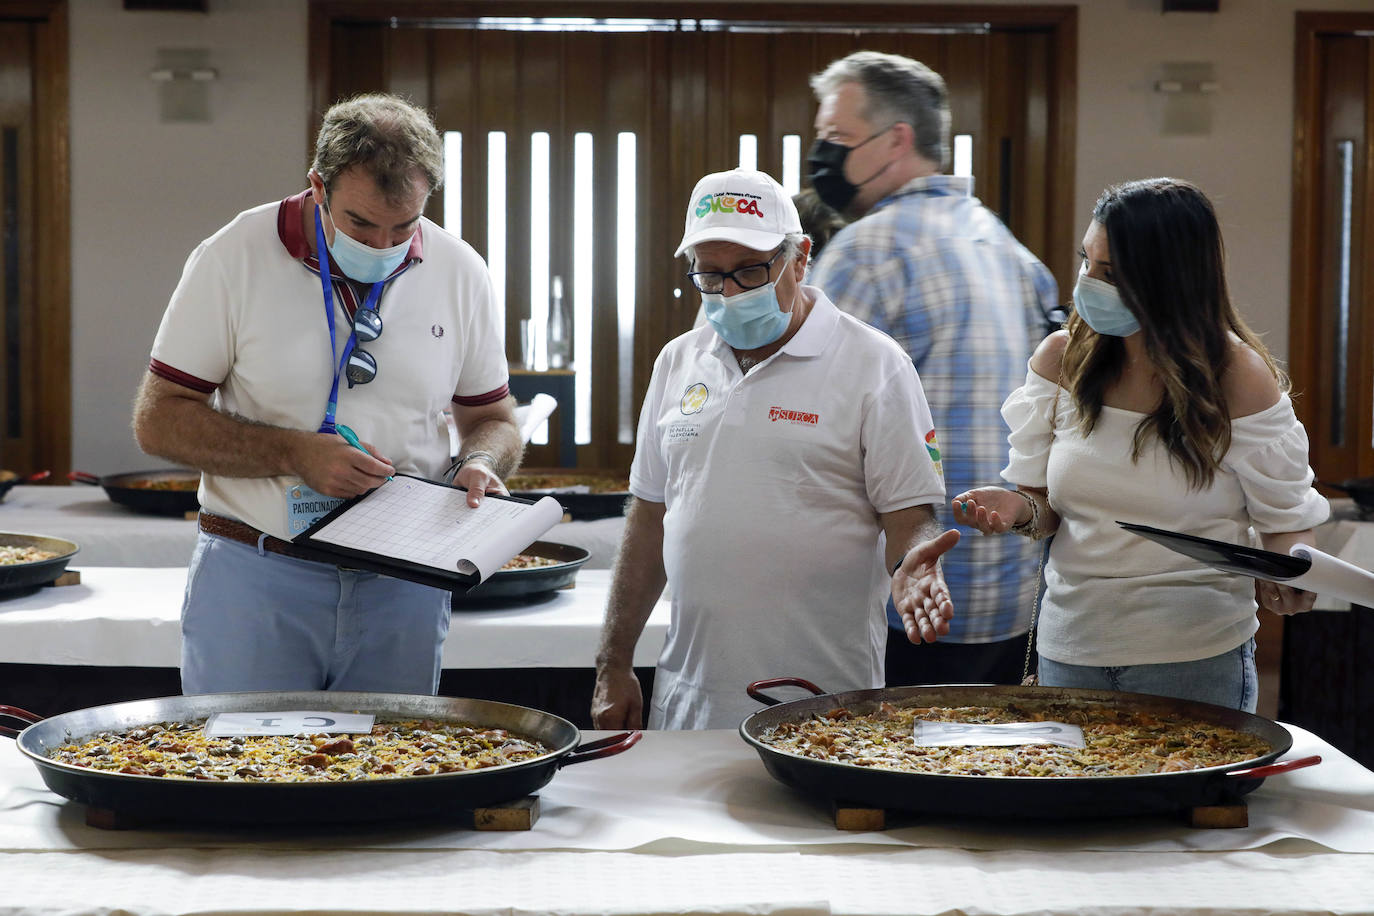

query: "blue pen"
xmin=336 ymin=424 xmax=394 ymax=481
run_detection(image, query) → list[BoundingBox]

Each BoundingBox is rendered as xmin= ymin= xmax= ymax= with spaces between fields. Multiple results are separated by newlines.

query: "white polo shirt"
xmin=631 ymin=288 xmax=946 ymax=729
xmin=150 ymin=195 xmax=509 ymax=540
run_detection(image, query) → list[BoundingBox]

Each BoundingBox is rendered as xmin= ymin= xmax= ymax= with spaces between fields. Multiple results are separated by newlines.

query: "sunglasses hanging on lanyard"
xmin=314 ymin=208 xmax=391 ymax=435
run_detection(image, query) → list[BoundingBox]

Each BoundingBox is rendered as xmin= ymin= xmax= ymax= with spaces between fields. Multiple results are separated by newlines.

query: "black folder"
xmin=1116 ymin=521 xmax=1313 ymax=581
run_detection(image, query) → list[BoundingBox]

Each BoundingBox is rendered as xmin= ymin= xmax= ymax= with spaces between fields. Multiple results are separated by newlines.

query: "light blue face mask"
xmin=702 ymin=280 xmax=791 ymax=350
xmin=1073 ymin=267 xmax=1141 ymax=337
xmin=323 ymin=206 xmax=412 ymax=283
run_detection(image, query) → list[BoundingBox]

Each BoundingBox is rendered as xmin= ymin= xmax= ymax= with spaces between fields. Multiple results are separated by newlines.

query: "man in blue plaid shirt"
xmin=807 ymin=51 xmax=1060 ymax=685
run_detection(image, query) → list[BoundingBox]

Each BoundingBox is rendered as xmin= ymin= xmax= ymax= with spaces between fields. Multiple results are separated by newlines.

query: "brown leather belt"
xmin=198 ymin=512 xmax=324 ymax=563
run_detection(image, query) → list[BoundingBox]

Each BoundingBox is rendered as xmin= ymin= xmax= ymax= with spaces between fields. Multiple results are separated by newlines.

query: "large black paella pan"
xmin=741 ymin=678 xmax=1319 ymax=819
xmin=2 ymin=691 xmax=639 ymax=825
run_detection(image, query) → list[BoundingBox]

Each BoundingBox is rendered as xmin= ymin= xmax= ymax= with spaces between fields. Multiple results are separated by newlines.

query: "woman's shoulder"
xmin=1027 ymin=330 xmax=1069 ymax=383
xmin=1222 ymin=339 xmax=1283 ymax=419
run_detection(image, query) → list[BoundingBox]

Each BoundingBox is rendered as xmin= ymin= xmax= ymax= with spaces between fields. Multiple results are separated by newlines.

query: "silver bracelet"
xmin=1008 ymin=490 xmax=1048 ymax=540
xmin=445 ymin=450 xmax=499 ymax=483
xmin=456 ymin=450 xmax=498 ymax=472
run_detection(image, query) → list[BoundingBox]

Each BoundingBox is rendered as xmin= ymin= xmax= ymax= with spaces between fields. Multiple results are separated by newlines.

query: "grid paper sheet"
xmin=308 ymin=476 xmax=562 ymax=580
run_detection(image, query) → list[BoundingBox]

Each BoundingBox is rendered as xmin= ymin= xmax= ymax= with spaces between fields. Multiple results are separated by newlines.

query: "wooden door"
xmin=1292 ymin=14 xmax=1374 ymax=486
xmin=0 ymin=2 xmax=70 ymax=478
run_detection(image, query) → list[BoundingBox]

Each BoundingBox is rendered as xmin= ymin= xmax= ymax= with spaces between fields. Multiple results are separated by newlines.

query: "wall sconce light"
xmin=151 ymin=49 xmax=215 ymax=122
xmin=1153 ymin=62 xmax=1218 ymax=136
xmin=149 ymin=67 xmax=219 ymax=82
xmin=1154 ymin=79 xmax=1220 ymax=94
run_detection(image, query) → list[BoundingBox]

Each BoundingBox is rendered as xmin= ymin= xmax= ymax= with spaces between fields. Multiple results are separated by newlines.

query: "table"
xmin=0 ymin=725 xmax=1370 ymax=915
xmin=0 ymin=568 xmax=667 ymax=726
xmin=1276 ymin=497 xmax=1374 ymax=769
xmin=0 ymin=484 xmax=197 ymax=567
xmin=0 ymin=484 xmax=626 ymax=568
xmin=0 ymin=568 xmax=663 ymax=670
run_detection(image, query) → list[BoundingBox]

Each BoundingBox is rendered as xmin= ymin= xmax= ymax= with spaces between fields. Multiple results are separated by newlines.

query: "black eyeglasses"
xmin=687 ymin=248 xmax=785 ymax=295
xmin=345 ymin=307 xmax=383 ymax=386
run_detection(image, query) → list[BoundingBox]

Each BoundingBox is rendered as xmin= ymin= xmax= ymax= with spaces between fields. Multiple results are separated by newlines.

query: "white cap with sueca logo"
xmin=674 ymin=168 xmax=802 ymax=258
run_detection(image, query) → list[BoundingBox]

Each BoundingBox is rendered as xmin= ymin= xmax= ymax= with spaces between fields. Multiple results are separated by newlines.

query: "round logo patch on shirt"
xmin=680 ymin=382 xmax=709 ymax=415
xmin=925 ymin=429 xmax=943 ymax=475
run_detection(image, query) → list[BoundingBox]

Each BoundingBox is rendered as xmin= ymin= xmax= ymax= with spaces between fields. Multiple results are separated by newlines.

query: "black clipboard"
xmin=291 ymin=475 xmax=548 ymax=593
xmin=1116 ymin=521 xmax=1313 ymax=581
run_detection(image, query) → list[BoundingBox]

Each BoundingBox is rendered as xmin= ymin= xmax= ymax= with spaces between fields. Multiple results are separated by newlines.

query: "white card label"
xmin=204 ymin=711 xmax=376 ymax=738
xmin=912 ymin=720 xmax=1085 ymax=749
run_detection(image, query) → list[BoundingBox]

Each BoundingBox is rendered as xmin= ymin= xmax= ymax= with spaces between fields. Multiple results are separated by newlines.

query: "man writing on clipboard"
xmin=133 ymin=94 xmax=521 ymax=696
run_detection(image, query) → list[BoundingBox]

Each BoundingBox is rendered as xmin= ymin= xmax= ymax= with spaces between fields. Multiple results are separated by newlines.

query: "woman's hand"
xmin=951 ymin=487 xmax=1030 ymax=536
xmin=1255 ymin=530 xmax=1319 ymax=616
xmin=1254 ymin=579 xmax=1316 ymax=616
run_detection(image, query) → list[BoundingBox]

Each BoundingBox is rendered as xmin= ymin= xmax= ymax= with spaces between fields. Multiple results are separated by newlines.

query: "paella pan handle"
xmin=0 ymin=705 xmax=44 ymax=739
xmin=67 ymin=471 xmax=101 ymax=486
xmin=558 ymin=730 xmax=642 ymax=767
xmin=746 ymin=677 xmax=827 ymax=707
xmin=1226 ymin=754 xmax=1322 ymax=780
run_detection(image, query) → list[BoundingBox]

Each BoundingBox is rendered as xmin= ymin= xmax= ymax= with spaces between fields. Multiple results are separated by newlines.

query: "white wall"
xmin=69 ymin=0 xmax=308 ymax=471
xmin=66 ymin=0 xmax=1364 ymax=469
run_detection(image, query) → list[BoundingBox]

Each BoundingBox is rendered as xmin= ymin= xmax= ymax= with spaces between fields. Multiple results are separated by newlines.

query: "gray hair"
xmin=810 ymin=51 xmax=950 ymax=170
xmin=312 ymin=93 xmax=444 ymax=205
xmin=686 ymin=232 xmax=808 ymax=269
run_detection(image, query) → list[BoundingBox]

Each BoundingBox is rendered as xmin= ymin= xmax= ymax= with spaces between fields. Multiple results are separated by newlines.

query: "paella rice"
xmin=499 ymin=553 xmax=562 ymax=571
xmin=759 ymin=700 xmax=1272 ymax=777
xmin=0 ymin=545 xmax=59 ymax=566
xmin=49 ymin=718 xmax=553 ymax=782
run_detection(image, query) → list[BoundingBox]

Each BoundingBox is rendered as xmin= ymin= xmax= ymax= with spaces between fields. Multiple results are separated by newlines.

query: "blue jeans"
xmin=1036 ymin=639 xmax=1258 ymax=712
xmin=180 ymin=531 xmax=451 ymax=695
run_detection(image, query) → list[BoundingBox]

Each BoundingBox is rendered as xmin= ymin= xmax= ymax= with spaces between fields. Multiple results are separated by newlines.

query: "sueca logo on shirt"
xmin=695 ymin=192 xmax=765 ymax=219
xmin=768 ymin=406 xmax=819 ymax=426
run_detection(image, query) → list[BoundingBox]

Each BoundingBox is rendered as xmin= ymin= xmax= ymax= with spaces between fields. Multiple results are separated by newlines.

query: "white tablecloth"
xmin=0 ymin=567 xmax=668 ymax=669
xmin=0 ymin=727 xmax=1370 ymax=915
xmin=0 ymin=485 xmax=627 ymax=568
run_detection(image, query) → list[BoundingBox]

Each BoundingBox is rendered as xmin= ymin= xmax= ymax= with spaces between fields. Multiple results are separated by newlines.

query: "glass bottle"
xmin=547 ymin=275 xmax=571 ymax=370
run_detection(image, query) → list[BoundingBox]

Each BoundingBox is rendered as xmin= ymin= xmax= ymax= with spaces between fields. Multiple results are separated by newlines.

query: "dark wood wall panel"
xmin=431 ymin=28 xmax=480 ymax=253
xmin=309 ymin=5 xmax=1076 ymax=473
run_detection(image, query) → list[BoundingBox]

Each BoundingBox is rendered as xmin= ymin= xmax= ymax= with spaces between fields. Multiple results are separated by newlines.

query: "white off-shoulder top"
xmin=1001 ymin=366 xmax=1330 ymax=667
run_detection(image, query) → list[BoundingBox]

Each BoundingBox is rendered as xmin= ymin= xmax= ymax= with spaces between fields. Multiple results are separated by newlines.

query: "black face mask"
xmin=805 ymin=125 xmax=896 ymax=214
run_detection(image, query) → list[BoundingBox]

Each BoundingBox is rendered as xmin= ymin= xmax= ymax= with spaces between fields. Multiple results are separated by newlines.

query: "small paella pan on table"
xmin=0 ymin=531 xmax=79 ymax=596
xmin=505 ymin=470 xmax=630 ymax=521
xmin=0 ymin=690 xmax=640 ymax=826
xmin=450 ymin=540 xmax=590 ymax=607
xmin=68 ymin=468 xmax=201 ymax=517
xmin=741 ymin=678 xmax=1320 ymax=820
xmin=0 ymin=469 xmax=51 ymax=502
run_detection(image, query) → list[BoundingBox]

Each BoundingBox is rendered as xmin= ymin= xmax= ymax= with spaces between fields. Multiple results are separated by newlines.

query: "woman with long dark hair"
xmin=945 ymin=178 xmax=1328 ymax=711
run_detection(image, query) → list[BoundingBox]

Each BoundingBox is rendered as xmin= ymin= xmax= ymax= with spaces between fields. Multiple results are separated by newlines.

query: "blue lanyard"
xmin=315 ymin=208 xmax=383 ymax=434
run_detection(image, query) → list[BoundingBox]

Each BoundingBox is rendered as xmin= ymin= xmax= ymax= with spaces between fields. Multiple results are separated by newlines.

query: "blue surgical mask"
xmin=322 ymin=206 xmax=412 ymax=283
xmin=702 ymin=280 xmax=791 ymax=350
xmin=1073 ymin=267 xmax=1141 ymax=337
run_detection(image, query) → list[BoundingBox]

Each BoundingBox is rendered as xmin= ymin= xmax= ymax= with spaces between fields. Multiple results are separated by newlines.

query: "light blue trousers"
xmin=1037 ymin=638 xmax=1258 ymax=712
xmin=179 ymin=531 xmax=451 ymax=695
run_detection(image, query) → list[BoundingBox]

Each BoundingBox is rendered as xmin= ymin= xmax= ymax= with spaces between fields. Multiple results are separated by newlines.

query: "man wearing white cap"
xmin=592 ymin=168 xmax=957 ymax=730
